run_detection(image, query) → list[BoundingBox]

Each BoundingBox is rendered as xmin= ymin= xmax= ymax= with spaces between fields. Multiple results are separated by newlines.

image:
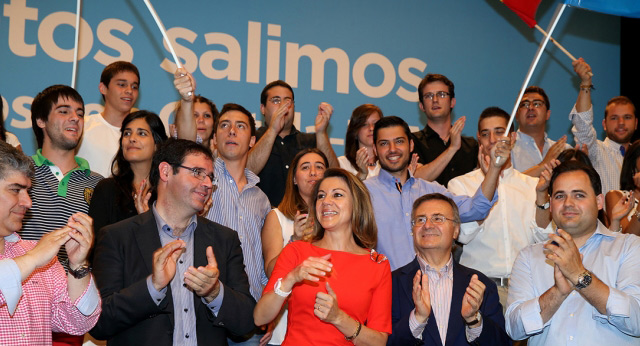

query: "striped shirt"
xmin=206 ymin=158 xmax=271 ymax=301
xmin=409 ymin=255 xmax=482 ymax=343
xmin=19 ymin=150 xmax=103 ymax=262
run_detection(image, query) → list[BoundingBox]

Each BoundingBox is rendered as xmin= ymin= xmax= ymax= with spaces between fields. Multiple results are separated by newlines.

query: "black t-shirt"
xmin=255 ymin=126 xmax=316 ymax=207
xmin=412 ymin=124 xmax=478 ymax=186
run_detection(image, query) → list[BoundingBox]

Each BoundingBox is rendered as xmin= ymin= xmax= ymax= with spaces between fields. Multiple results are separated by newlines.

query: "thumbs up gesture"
xmin=314 ymin=282 xmax=343 ymax=324
xmin=184 ymin=246 xmax=221 ymax=303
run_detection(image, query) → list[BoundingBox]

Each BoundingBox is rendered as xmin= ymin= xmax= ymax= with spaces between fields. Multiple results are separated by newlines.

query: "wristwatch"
xmin=465 ymin=311 xmax=482 ymax=326
xmin=536 ymin=201 xmax=550 ymax=210
xmin=575 ymin=270 xmax=593 ymax=290
xmin=64 ymin=260 xmax=92 ymax=279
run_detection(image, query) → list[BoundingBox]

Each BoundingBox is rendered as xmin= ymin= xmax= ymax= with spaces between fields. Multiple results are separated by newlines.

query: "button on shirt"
xmin=255 ymin=125 xmax=316 ymax=206
xmin=511 ymin=131 xmax=571 ymax=172
xmin=364 ymin=169 xmax=496 ymax=270
xmin=505 ymin=222 xmax=640 ymax=345
xmin=570 ymin=105 xmax=624 ymax=196
xmin=448 ymin=167 xmax=552 ymax=278
xmin=147 ymin=205 xmax=224 ymax=346
xmin=206 ymin=158 xmax=271 ymax=301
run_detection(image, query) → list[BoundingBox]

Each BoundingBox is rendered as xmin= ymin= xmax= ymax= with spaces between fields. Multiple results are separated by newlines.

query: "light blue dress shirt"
xmin=146 ymin=205 xmax=224 ymax=346
xmin=505 ymin=222 xmax=640 ymax=345
xmin=364 ymin=169 xmax=496 ymax=270
xmin=511 ymin=131 xmax=570 ymax=172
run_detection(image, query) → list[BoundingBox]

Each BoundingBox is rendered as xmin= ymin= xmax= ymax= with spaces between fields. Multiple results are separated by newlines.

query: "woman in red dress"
xmin=255 ymin=168 xmax=391 ymax=345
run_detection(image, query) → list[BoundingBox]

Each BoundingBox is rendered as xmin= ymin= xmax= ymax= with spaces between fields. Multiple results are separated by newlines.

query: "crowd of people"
xmin=1 ymin=57 xmax=640 ymax=346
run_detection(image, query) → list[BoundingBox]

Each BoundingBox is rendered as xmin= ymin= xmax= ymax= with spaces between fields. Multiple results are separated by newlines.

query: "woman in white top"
xmin=605 ymin=140 xmax=640 ymax=235
xmin=338 ymin=104 xmax=382 ymax=180
xmin=261 ymin=148 xmax=328 ymax=345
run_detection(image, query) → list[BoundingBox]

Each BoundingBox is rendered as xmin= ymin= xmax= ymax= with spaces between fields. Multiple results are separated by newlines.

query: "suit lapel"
xmin=133 ymin=210 xmax=175 ymax=326
xmin=444 ymin=262 xmax=470 ymax=346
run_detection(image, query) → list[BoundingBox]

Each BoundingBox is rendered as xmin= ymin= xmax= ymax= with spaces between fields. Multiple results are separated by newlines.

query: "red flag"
xmin=502 ymin=0 xmax=542 ymax=28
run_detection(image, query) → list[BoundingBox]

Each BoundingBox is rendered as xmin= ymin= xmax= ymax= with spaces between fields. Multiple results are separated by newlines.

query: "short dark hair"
xmin=31 ymin=85 xmax=84 ymax=148
xmin=216 ymin=103 xmax=256 ymax=136
xmin=0 ymin=141 xmax=34 ymax=180
xmin=100 ymin=61 xmax=140 ymax=88
xmin=418 ymin=74 xmax=455 ymax=103
xmin=345 ymin=104 xmax=383 ymax=169
xmin=411 ymin=193 xmax=461 ymax=224
xmin=477 ymin=106 xmax=512 ymax=133
xmin=523 ymin=86 xmax=550 ymax=110
xmin=373 ymin=116 xmax=411 ymax=144
xmin=260 ymin=80 xmax=294 ymax=106
xmin=548 ymin=160 xmax=602 ymax=197
xmin=605 ymin=96 xmax=636 ymax=119
xmin=556 ymin=148 xmax=593 ymax=167
xmin=149 ymin=138 xmax=213 ymax=196
xmin=620 ymin=140 xmax=640 ymax=191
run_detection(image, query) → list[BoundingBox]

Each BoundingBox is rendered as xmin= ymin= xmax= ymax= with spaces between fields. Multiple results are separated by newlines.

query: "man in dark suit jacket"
xmin=388 ymin=193 xmax=510 ymax=346
xmin=90 ymin=139 xmax=256 ymax=345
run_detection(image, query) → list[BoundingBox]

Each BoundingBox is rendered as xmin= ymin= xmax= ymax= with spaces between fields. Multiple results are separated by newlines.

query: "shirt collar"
xmin=516 ymin=130 xmax=549 ymax=144
xmin=421 ymin=124 xmax=439 ymax=139
xmin=3 ymin=232 xmax=20 ymax=243
xmin=152 ymin=202 xmax=198 ymax=239
xmin=32 ymin=149 xmax=92 ymax=176
xmin=215 ymin=157 xmax=260 ymax=187
xmin=417 ymin=253 xmax=454 ymax=279
xmin=603 ymin=137 xmax=625 ymax=152
xmin=377 ymin=167 xmax=413 ymax=187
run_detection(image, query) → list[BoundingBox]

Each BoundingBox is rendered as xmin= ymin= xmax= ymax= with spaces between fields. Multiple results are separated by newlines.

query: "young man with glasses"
xmin=247 ymin=80 xmax=338 ymax=206
xmin=388 ymin=193 xmax=509 ymax=346
xmin=412 ymin=73 xmax=478 ymax=186
xmin=91 ymin=139 xmax=256 ymax=345
xmin=511 ymin=85 xmax=572 ymax=177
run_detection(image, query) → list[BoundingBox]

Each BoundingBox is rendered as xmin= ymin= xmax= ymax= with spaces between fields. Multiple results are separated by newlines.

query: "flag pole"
xmin=500 ymin=3 xmax=567 ymax=163
xmin=534 ymin=24 xmax=593 ymax=76
xmin=71 ymin=0 xmax=82 ymax=89
xmin=142 ymin=0 xmax=182 ymax=69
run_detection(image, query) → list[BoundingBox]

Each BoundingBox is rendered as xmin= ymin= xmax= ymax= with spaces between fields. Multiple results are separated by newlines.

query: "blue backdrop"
xmin=0 ymin=0 xmax=621 ymax=156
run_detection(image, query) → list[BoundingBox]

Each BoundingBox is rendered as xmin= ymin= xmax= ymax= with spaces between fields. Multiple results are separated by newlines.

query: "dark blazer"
xmin=388 ymin=257 xmax=511 ymax=346
xmin=90 ymin=210 xmax=256 ymax=345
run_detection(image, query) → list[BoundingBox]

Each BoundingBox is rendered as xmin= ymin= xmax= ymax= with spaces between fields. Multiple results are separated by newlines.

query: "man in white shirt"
xmin=511 ymin=86 xmax=571 ymax=177
xmin=505 ymin=160 xmax=640 ymax=345
xmin=569 ymin=58 xmax=637 ymax=196
xmin=448 ymin=107 xmax=552 ymax=309
xmin=77 ymin=61 xmax=140 ymax=177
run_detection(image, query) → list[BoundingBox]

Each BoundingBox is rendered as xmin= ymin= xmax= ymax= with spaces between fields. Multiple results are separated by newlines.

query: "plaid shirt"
xmin=0 ymin=233 xmax=101 ymax=345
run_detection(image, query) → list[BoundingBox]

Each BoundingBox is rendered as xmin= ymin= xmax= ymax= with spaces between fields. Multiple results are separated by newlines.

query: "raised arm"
xmin=247 ymin=100 xmax=292 ymax=174
xmin=413 ymin=116 xmax=465 ymax=181
xmin=173 ymin=68 xmax=197 ymax=141
xmin=314 ymin=102 xmax=339 ymax=168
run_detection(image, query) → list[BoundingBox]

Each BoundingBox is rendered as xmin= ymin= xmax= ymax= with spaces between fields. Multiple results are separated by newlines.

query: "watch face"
xmin=577 ymin=271 xmax=592 ymax=289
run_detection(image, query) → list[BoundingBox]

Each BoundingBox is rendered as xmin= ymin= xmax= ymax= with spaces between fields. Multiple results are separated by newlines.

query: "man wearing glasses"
xmin=91 ymin=139 xmax=256 ymax=345
xmin=511 ymin=85 xmax=571 ymax=177
xmin=412 ymin=73 xmax=478 ymax=186
xmin=247 ymin=80 xmax=339 ymax=206
xmin=388 ymin=193 xmax=510 ymax=346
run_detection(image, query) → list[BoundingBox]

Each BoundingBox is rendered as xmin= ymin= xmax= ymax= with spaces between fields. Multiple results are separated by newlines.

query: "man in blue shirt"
xmin=505 ymin=160 xmax=640 ymax=344
xmin=364 ymin=116 xmax=509 ymax=270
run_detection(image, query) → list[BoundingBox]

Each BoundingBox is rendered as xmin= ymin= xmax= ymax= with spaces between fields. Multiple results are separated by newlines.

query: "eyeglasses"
xmin=518 ymin=100 xmax=546 ymax=109
xmin=423 ymin=91 xmax=450 ymax=100
xmin=411 ymin=214 xmax=457 ymax=227
xmin=268 ymin=96 xmax=294 ymax=105
xmin=177 ymin=165 xmax=215 ymax=182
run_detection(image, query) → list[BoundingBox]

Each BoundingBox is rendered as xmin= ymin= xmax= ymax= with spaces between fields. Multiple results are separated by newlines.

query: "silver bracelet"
xmin=274 ymin=278 xmax=292 ymax=297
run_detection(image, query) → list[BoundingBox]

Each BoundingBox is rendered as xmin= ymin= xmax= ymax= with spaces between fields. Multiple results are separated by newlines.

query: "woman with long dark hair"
xmin=89 ymin=110 xmax=167 ymax=235
xmin=605 ymin=140 xmax=640 ymax=235
xmin=339 ymin=104 xmax=382 ymax=180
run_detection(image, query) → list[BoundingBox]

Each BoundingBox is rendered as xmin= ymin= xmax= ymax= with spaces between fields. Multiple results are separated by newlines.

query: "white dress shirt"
xmin=570 ymin=105 xmax=625 ymax=196
xmin=448 ymin=167 xmax=552 ymax=278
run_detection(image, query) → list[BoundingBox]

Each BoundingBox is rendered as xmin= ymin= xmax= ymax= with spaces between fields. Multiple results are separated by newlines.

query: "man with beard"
xmin=363 ymin=116 xmax=509 ymax=270
xmin=569 ymin=58 xmax=637 ymax=195
xmin=505 ymin=160 xmax=640 ymax=344
xmin=20 ymin=85 xmax=102 ymax=262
